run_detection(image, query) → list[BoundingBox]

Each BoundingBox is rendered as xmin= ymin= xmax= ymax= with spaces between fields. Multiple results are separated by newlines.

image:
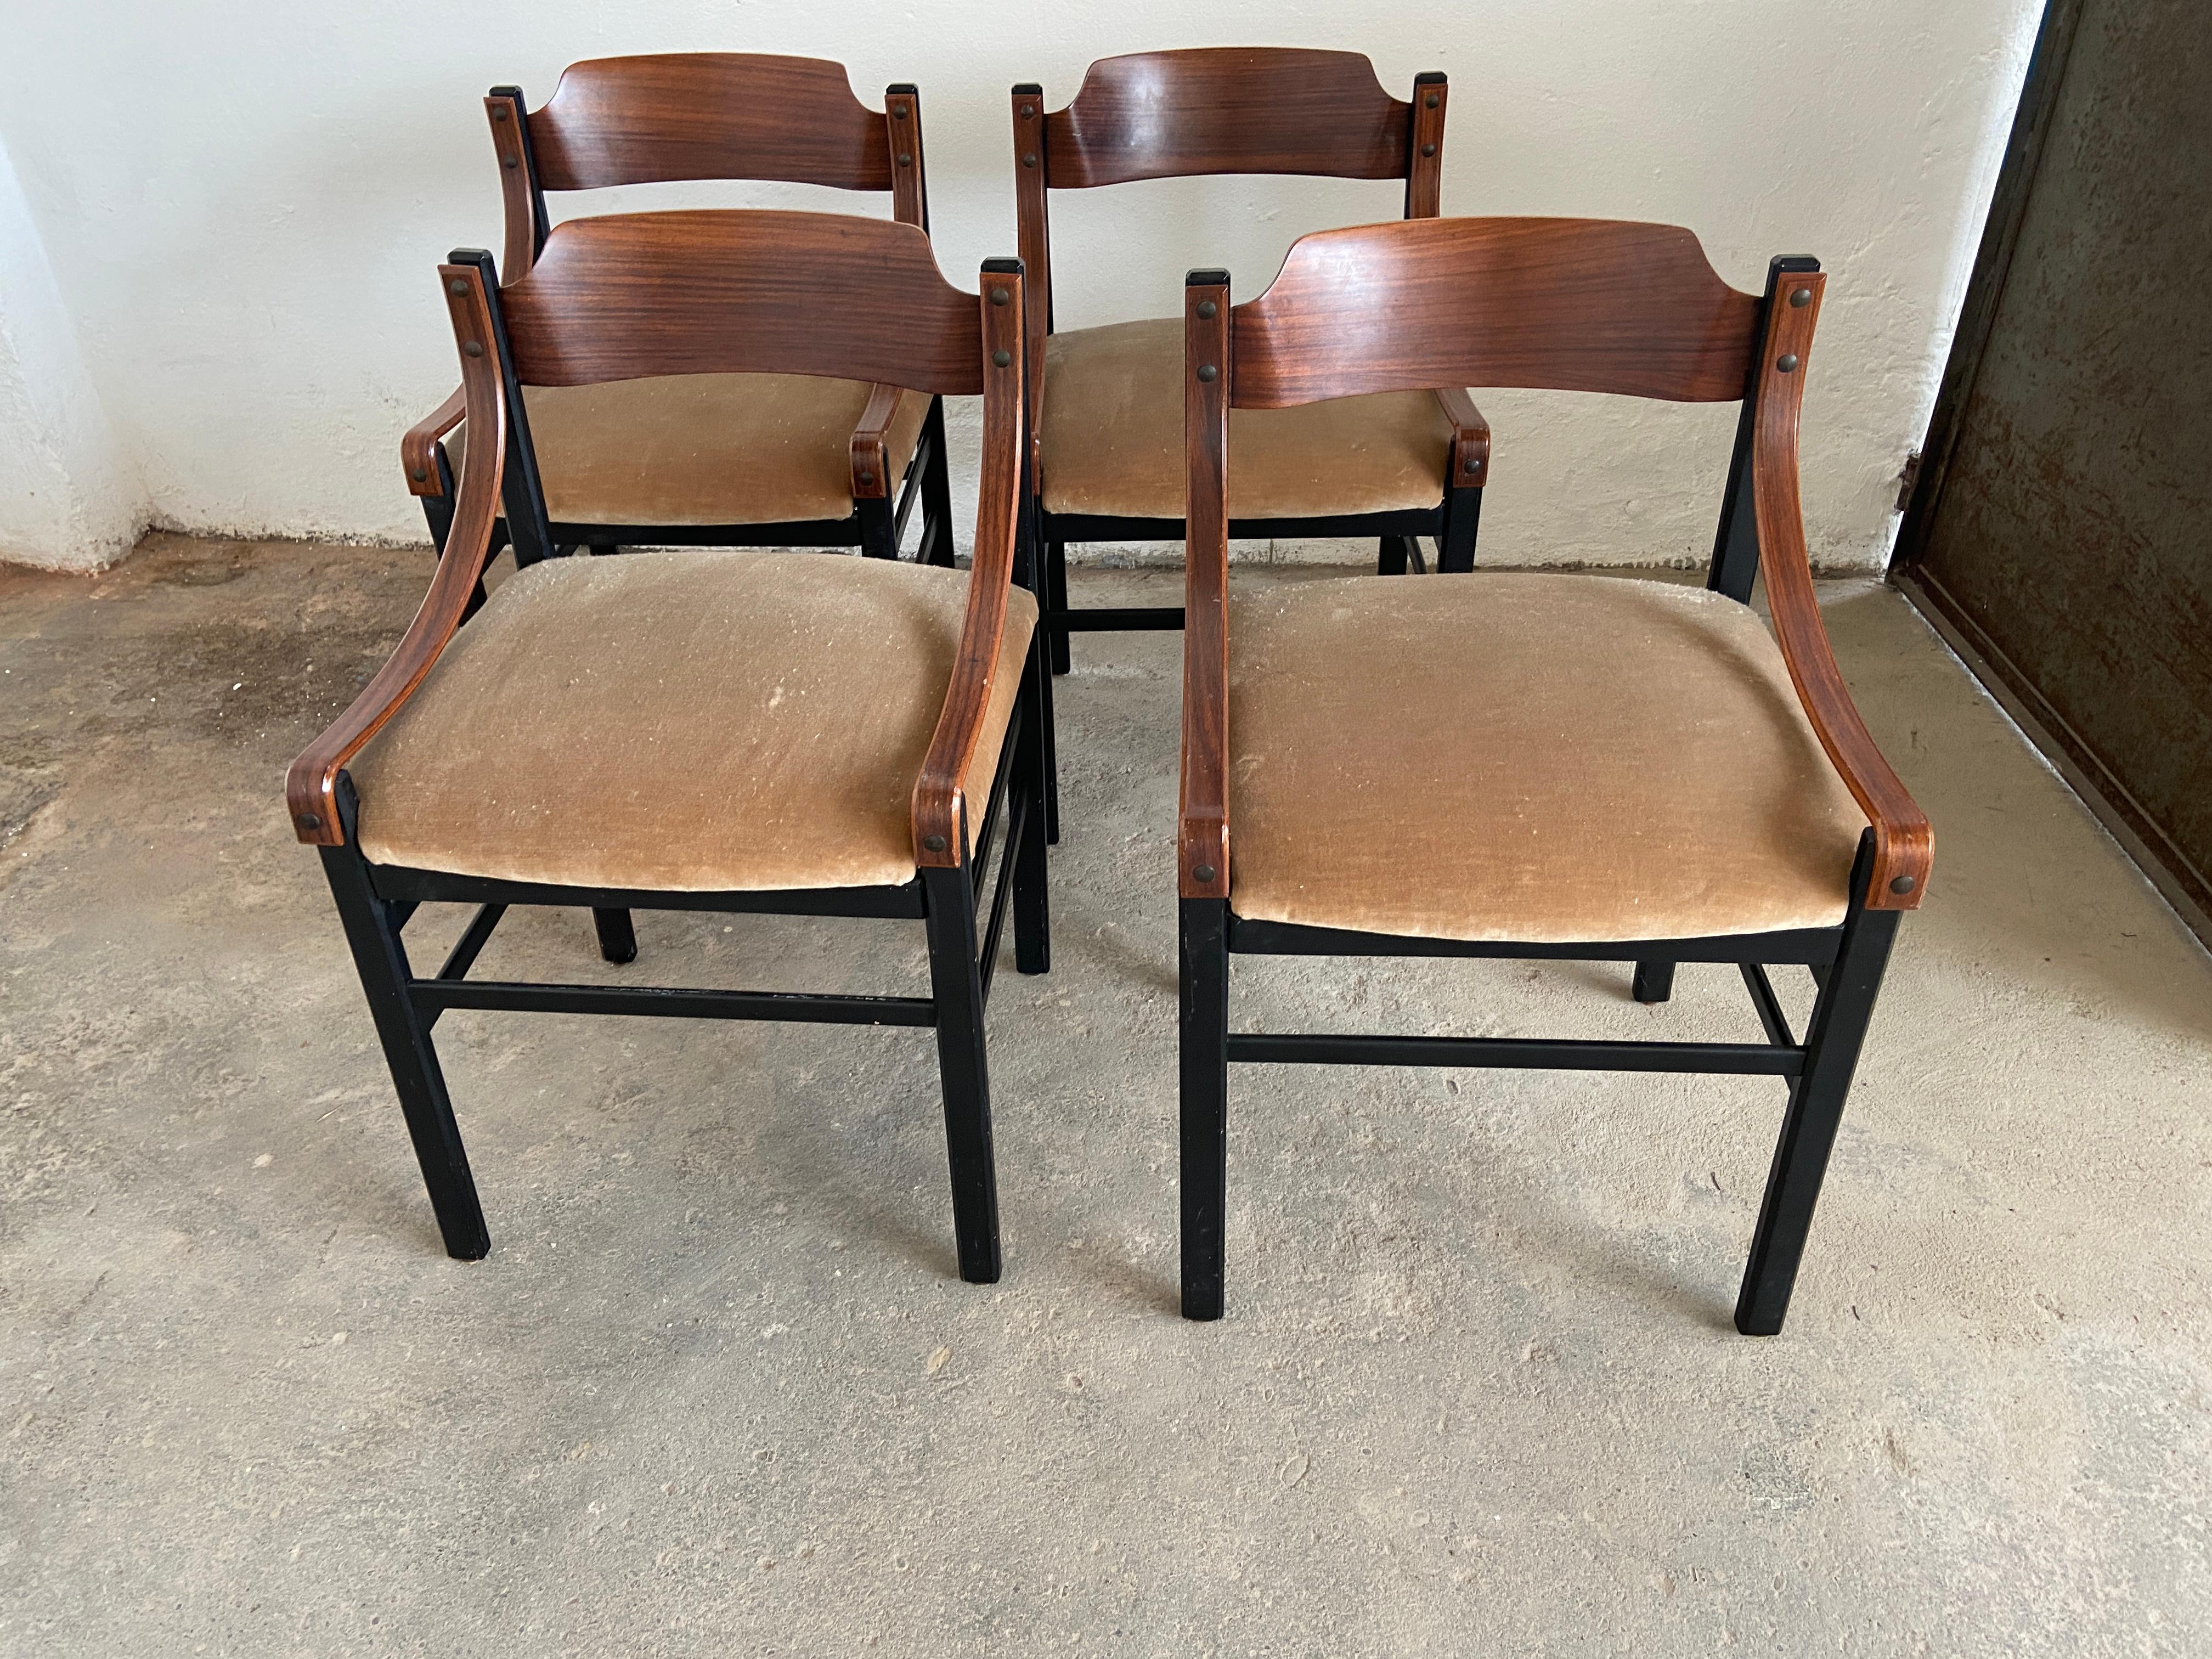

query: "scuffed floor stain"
xmin=1 ymin=540 xmax=2208 ymax=1656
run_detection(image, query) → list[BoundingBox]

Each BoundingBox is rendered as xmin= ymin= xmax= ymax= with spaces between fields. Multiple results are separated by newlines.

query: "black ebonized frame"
xmin=417 ymin=82 xmax=958 ymax=573
xmin=1180 ymin=255 xmax=1908 ymax=1336
xmin=1182 ymin=832 xmax=1900 ymax=1333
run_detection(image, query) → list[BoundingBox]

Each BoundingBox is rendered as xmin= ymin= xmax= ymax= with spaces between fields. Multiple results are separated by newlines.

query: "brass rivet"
xmin=992 ymin=349 xmax=1012 ymax=367
xmin=1420 ymin=143 xmax=1437 ymax=157
xmin=1790 ymin=287 xmax=1813 ymax=308
xmin=411 ymin=469 xmax=428 ymax=483
xmin=990 ymin=287 xmax=1010 ymax=306
xmin=893 ymin=105 xmax=909 ymax=119
xmin=295 ymin=811 xmax=321 ymax=830
xmin=1019 ymin=103 xmax=1035 ymax=119
xmin=449 ymin=279 xmax=467 ymax=295
xmin=1424 ymin=93 xmax=1440 ymax=109
xmin=897 ymin=152 xmax=912 ymax=165
xmin=1022 ymin=153 xmax=1037 ymax=168
xmin=922 ymin=833 xmax=949 ymax=853
xmin=463 ymin=341 xmax=484 ymax=357
xmin=1197 ymin=363 xmax=1217 ymax=381
xmin=503 ymin=156 xmax=518 ymax=169
xmin=1776 ymin=353 xmax=1799 ymax=373
xmin=1197 ymin=300 xmax=1216 ymax=320
xmin=1193 ymin=864 xmax=1216 ymax=883
xmin=1889 ymin=874 xmax=1917 ymax=895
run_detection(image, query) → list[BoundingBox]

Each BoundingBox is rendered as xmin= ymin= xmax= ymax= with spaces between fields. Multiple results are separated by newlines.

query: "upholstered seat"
xmin=1226 ymin=573 xmax=1869 ymax=943
xmin=1039 ymin=318 xmax=1455 ymax=519
xmin=444 ymin=372 xmax=929 ymax=527
xmin=350 ymin=549 xmax=1035 ymax=891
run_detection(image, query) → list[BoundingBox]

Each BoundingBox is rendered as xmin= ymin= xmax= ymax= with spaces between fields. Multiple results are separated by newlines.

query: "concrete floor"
xmin=3 ymin=533 xmax=2209 ymax=1656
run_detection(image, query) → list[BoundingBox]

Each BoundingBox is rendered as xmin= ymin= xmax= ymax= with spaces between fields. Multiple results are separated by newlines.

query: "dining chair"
xmin=1176 ymin=217 xmax=1933 ymax=1332
xmin=292 ymin=211 xmax=1047 ymax=1283
xmin=1011 ymin=47 xmax=1491 ymax=837
xmin=402 ymin=54 xmax=956 ymax=568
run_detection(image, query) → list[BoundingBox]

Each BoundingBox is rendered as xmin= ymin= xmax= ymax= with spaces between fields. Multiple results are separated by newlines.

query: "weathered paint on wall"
xmin=0 ymin=2 xmax=2040 ymax=571
xmin=0 ymin=137 xmax=144 ymax=572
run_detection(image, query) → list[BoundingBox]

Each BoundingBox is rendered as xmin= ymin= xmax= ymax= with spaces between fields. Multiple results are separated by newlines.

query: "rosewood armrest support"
xmin=850 ymin=383 xmax=914 ymax=500
xmin=290 ymin=264 xmax=506 ymax=845
xmin=1178 ymin=273 xmax=1232 ymax=900
xmin=1435 ymin=387 xmax=1489 ymax=488
xmin=1011 ymin=85 xmax=1050 ymax=490
xmin=1750 ymin=273 xmax=1931 ymax=910
xmin=401 ymin=387 xmax=467 ymax=497
xmin=914 ymin=267 xmax=1027 ymax=865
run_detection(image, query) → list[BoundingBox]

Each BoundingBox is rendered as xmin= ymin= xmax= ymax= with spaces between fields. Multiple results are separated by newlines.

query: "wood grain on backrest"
xmin=526 ymin=54 xmax=896 ymax=193
xmin=496 ymin=211 xmax=983 ymax=393
xmin=1046 ymin=49 xmax=1410 ymax=187
xmin=1232 ymin=218 xmax=1760 ymax=408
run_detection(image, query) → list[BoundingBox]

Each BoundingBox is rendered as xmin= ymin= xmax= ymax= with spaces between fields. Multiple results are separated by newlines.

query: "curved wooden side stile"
xmin=1183 ymin=216 xmax=1932 ymax=910
xmin=913 ymin=268 xmax=1027 ymax=866
xmin=1178 ymin=272 xmax=1233 ymax=900
xmin=291 ymin=263 xmax=506 ymax=844
xmin=1748 ymin=273 xmax=1933 ymax=909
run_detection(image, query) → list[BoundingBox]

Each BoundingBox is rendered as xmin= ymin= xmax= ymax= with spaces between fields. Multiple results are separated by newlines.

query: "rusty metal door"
xmin=1893 ymin=0 xmax=2212 ymax=940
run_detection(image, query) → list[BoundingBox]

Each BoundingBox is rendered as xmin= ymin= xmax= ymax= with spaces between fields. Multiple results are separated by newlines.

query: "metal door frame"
xmin=1889 ymin=0 xmax=2212 ymax=946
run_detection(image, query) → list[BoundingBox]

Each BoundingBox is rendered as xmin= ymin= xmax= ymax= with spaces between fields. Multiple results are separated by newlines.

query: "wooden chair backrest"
xmin=493 ymin=210 xmax=983 ymax=393
xmin=1228 ymin=217 xmax=1759 ymax=408
xmin=1042 ymin=49 xmax=1434 ymax=190
xmin=488 ymin=55 xmax=929 ymax=280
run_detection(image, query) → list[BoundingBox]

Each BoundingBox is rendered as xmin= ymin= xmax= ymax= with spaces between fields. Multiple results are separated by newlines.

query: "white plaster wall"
xmin=0 ymin=1 xmax=2040 ymax=571
xmin=0 ymin=135 xmax=144 ymax=571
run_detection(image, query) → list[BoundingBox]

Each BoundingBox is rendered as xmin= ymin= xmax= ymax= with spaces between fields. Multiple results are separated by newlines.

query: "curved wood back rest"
xmin=1232 ymin=217 xmax=1760 ymax=408
xmin=1046 ymin=48 xmax=1411 ymax=187
xmin=496 ymin=211 xmax=984 ymax=393
xmin=526 ymin=54 xmax=898 ymax=194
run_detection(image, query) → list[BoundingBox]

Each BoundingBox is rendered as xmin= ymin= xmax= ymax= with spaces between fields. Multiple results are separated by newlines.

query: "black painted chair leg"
xmin=858 ymin=494 xmax=898 ymax=560
xmin=1046 ymin=540 xmax=1071 ymax=674
xmin=318 ymin=841 xmax=489 ymax=1261
xmin=922 ymin=862 xmax=1003 ymax=1284
xmin=1735 ymin=897 xmax=1901 ymax=1335
xmin=1012 ymin=651 xmax=1052 ymax=975
xmin=1378 ymin=535 xmax=1409 ymax=575
xmin=420 ymin=492 xmax=455 ymax=557
xmin=1438 ymin=484 xmax=1483 ymax=573
xmin=1633 ymin=960 xmax=1676 ymax=1003
xmin=922 ymin=398 xmax=957 ymax=567
xmin=592 ymin=908 xmax=637 ymax=964
xmin=1036 ymin=619 xmax=1062 ymax=847
xmin=424 ymin=483 xmax=492 ymax=623
xmin=1180 ymin=896 xmax=1231 ymax=1320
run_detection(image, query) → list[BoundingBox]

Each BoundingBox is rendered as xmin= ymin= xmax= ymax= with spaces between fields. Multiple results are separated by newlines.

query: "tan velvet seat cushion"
xmin=1039 ymin=318 xmax=1455 ymax=519
xmin=349 ymin=550 xmax=1035 ymax=892
xmin=1226 ymin=574 xmax=1870 ymax=943
xmin=445 ymin=373 xmax=928 ymax=527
